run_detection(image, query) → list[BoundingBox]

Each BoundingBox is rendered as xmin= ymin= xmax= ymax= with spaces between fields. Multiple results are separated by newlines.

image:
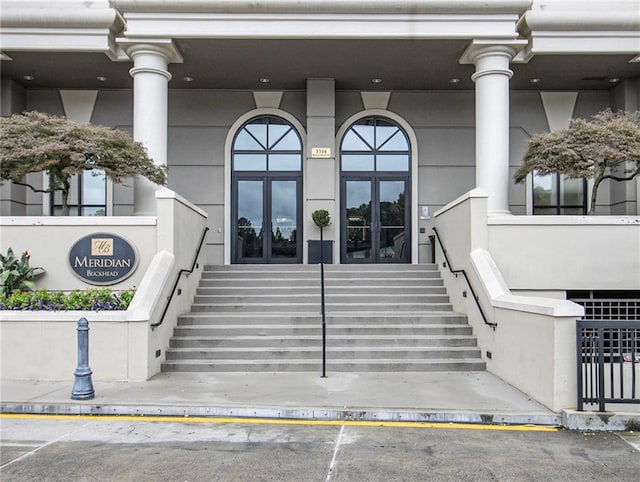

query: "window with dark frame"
xmin=532 ymin=172 xmax=587 ymax=215
xmin=51 ymin=169 xmax=107 ymax=216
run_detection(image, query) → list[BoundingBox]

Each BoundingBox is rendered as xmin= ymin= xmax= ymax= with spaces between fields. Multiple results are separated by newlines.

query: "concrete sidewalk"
xmin=2 ymin=371 xmax=639 ymax=430
xmin=1 ymin=371 xmax=558 ymax=425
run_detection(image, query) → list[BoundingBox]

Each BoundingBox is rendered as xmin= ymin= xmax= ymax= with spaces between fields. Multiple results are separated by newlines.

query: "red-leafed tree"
xmin=0 ymin=111 xmax=167 ymax=215
xmin=514 ymin=109 xmax=640 ymax=214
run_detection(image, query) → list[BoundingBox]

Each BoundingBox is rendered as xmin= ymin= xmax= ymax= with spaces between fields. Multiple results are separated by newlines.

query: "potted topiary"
xmin=310 ymin=209 xmax=332 ymax=264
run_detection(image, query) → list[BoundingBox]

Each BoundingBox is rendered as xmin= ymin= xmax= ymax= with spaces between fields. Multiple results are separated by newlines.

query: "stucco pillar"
xmin=119 ymin=40 xmax=182 ymax=215
xmin=462 ymin=41 xmax=525 ymax=215
xmin=306 ymin=79 xmax=337 ymax=262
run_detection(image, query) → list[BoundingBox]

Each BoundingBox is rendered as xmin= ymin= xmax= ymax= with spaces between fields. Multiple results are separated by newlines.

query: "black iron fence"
xmin=577 ymin=319 xmax=640 ymax=411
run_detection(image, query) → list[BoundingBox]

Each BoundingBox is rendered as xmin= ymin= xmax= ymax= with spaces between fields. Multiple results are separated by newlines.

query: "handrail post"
xmin=320 ymin=226 xmax=327 ymax=378
xmin=71 ymin=317 xmax=95 ymax=400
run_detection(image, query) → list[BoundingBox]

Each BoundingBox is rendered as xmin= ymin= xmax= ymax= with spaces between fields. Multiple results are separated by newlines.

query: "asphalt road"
xmin=1 ymin=415 xmax=639 ymax=481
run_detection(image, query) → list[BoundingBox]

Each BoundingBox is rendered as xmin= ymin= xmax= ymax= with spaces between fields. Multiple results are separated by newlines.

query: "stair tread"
xmin=163 ymin=359 xmax=485 ymax=364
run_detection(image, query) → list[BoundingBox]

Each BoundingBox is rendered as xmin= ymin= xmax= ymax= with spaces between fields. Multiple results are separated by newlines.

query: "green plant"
xmin=0 ymin=248 xmax=45 ymax=296
xmin=312 ymin=209 xmax=331 ymax=228
xmin=0 ymin=287 xmax=136 ymax=311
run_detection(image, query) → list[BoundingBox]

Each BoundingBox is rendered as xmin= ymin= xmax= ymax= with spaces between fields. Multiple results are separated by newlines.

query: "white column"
xmin=119 ymin=41 xmax=182 ymax=215
xmin=463 ymin=42 xmax=523 ymax=215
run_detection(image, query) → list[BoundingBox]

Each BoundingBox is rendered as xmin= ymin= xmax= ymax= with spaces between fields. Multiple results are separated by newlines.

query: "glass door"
xmin=344 ymin=180 xmax=372 ymax=261
xmin=234 ymin=177 xmax=301 ymax=263
xmin=235 ymin=179 xmax=265 ymax=262
xmin=342 ymin=177 xmax=408 ymax=263
xmin=269 ymin=179 xmax=299 ymax=261
xmin=378 ymin=179 xmax=407 ymax=262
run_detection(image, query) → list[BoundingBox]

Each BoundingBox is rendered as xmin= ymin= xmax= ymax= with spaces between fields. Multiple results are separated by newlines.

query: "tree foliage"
xmin=513 ymin=109 xmax=640 ymax=214
xmin=0 ymin=111 xmax=167 ymax=214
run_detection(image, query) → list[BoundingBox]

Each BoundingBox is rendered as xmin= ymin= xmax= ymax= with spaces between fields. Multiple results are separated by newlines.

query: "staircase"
xmin=162 ymin=264 xmax=485 ymax=372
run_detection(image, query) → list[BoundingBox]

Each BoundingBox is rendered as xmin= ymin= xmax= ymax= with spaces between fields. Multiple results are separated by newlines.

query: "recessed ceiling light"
xmin=183 ymin=76 xmax=194 ymax=82
xmin=23 ymin=75 xmax=34 ymax=81
xmin=530 ymin=78 xmax=541 ymax=84
xmin=609 ymin=77 xmax=620 ymax=83
xmin=259 ymin=77 xmax=270 ymax=83
xmin=450 ymin=78 xmax=461 ymax=84
xmin=96 ymin=76 xmax=107 ymax=82
xmin=371 ymin=78 xmax=383 ymax=84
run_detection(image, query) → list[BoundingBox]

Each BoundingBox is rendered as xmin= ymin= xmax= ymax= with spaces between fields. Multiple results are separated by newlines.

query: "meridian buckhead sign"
xmin=69 ymin=233 xmax=138 ymax=285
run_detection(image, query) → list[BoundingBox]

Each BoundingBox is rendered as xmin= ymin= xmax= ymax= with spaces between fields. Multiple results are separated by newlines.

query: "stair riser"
xmin=161 ymin=362 xmax=486 ymax=372
xmin=166 ymin=349 xmax=481 ymax=361
xmin=178 ymin=316 xmax=468 ymax=326
xmin=170 ymin=338 xmax=478 ymax=348
xmin=204 ymin=264 xmax=438 ymax=272
xmin=199 ymin=279 xmax=444 ymax=288
xmin=196 ymin=287 xmax=447 ymax=296
xmin=193 ymin=295 xmax=450 ymax=304
xmin=174 ymin=327 xmax=473 ymax=336
xmin=201 ymin=271 xmax=441 ymax=280
xmin=191 ymin=304 xmax=453 ymax=313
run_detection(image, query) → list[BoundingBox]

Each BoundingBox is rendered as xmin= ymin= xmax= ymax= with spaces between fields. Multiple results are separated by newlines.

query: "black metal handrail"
xmin=432 ymin=227 xmax=496 ymax=330
xmin=151 ymin=226 xmax=210 ymax=329
xmin=577 ymin=319 xmax=639 ymax=412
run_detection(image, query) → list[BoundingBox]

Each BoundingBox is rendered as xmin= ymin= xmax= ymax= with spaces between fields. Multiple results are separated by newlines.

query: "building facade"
xmin=1 ymin=0 xmax=638 ymax=266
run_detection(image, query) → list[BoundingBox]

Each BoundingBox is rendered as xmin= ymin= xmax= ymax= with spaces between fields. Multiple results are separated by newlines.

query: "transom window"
xmin=533 ymin=172 xmax=586 ymax=215
xmin=341 ymin=117 xmax=410 ymax=172
xmin=51 ymin=170 xmax=106 ymax=216
xmin=233 ymin=116 xmax=302 ymax=172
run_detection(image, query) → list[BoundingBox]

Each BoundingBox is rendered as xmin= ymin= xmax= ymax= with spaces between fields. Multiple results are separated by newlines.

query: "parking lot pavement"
xmin=1 ymin=415 xmax=639 ymax=481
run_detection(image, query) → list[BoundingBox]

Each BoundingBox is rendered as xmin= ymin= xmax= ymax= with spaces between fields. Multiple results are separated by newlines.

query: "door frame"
xmin=335 ymin=110 xmax=418 ymax=264
xmin=340 ymin=173 xmax=411 ymax=264
xmin=232 ymin=173 xmax=303 ymax=264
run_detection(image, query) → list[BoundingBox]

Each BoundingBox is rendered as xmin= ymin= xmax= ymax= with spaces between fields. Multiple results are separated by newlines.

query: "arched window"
xmin=233 ymin=116 xmax=302 ymax=172
xmin=341 ymin=117 xmax=410 ymax=172
xmin=231 ymin=115 xmax=303 ymax=263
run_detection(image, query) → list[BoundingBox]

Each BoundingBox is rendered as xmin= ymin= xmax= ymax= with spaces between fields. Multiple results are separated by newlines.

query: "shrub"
xmin=0 ymin=248 xmax=45 ymax=295
xmin=0 ymin=288 xmax=135 ymax=311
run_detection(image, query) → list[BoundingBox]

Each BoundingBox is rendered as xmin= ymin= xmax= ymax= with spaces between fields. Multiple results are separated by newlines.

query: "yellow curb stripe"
xmin=0 ymin=413 xmax=559 ymax=432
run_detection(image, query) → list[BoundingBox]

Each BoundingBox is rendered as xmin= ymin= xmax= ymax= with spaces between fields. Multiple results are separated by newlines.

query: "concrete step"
xmin=177 ymin=313 xmax=468 ymax=326
xmin=169 ymin=334 xmax=479 ymax=348
xmin=199 ymin=278 xmax=444 ymax=288
xmin=161 ymin=359 xmax=486 ymax=372
xmin=196 ymin=286 xmax=447 ymax=296
xmin=190 ymin=302 xmax=454 ymax=313
xmin=165 ymin=346 xmax=482 ymax=361
xmin=204 ymin=264 xmax=439 ymax=272
xmin=173 ymin=324 xmax=473 ymax=337
xmin=192 ymin=293 xmax=450 ymax=304
xmin=201 ymin=270 xmax=441 ymax=280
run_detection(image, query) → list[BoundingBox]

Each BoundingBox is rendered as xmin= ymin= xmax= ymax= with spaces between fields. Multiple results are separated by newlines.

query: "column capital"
xmin=117 ymin=38 xmax=184 ymax=64
xmin=459 ymin=39 xmax=527 ymax=65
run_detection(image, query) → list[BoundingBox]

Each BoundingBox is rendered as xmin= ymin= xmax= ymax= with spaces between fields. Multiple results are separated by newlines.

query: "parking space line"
xmin=326 ymin=425 xmax=345 ymax=482
xmin=0 ymin=413 xmax=559 ymax=431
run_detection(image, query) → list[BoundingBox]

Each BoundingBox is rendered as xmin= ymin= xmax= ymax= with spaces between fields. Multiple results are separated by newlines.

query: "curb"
xmin=1 ymin=402 xmax=561 ymax=427
xmin=562 ymin=410 xmax=640 ymax=431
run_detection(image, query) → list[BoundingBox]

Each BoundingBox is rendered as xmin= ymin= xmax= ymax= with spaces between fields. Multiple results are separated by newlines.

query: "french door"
xmin=341 ymin=175 xmax=409 ymax=263
xmin=234 ymin=176 xmax=301 ymax=263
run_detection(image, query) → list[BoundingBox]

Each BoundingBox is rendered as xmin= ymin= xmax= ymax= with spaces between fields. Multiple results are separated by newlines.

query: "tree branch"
xmin=7 ymin=180 xmax=54 ymax=194
xmin=604 ymin=165 xmax=640 ymax=183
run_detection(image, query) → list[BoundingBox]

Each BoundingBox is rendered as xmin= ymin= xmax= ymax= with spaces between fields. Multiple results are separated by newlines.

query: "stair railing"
xmin=151 ymin=226 xmax=210 ymax=330
xmin=432 ymin=227 xmax=496 ymax=330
